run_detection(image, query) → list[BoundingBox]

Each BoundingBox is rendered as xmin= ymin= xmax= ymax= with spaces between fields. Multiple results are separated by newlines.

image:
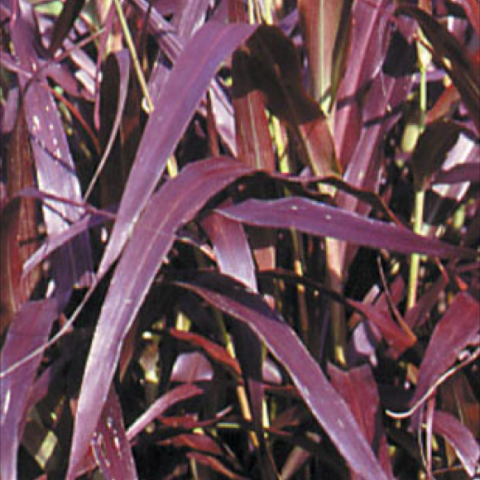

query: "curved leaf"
xmin=216 ymin=197 xmax=476 ymax=259
xmin=98 ymin=22 xmax=257 ymax=278
xmin=396 ymin=5 xmax=480 ymax=133
xmin=170 ymin=271 xmax=391 ymax=480
xmin=410 ymin=293 xmax=479 ymax=422
xmin=66 ymin=157 xmax=251 ymax=480
xmin=0 ymin=299 xmax=59 ymax=480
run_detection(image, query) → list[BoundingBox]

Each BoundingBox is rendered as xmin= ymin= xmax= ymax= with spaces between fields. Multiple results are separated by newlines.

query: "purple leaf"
xmin=98 ymin=22 xmax=257 ymax=278
xmin=334 ymin=0 xmax=393 ymax=166
xmin=328 ymin=364 xmax=395 ymax=479
xmin=433 ymin=410 xmax=480 ymax=477
xmin=173 ymin=0 xmax=210 ymax=39
xmin=171 ymin=351 xmax=213 ymax=383
xmin=127 ymin=384 xmax=204 ymax=441
xmin=65 ymin=157 xmax=251 ymax=480
xmin=0 ymin=298 xmax=59 ymax=480
xmin=396 ymin=5 xmax=480 ymax=133
xmin=11 ymin=1 xmax=93 ymax=289
xmin=47 ymin=0 xmax=86 ymax=56
xmin=88 ymin=50 xmax=131 ymax=198
xmin=410 ymin=120 xmax=463 ymax=191
xmin=171 ymin=271 xmax=391 ymax=480
xmin=410 ymin=293 xmax=479 ymax=421
xmin=91 ymin=387 xmax=138 ymax=480
xmin=216 ymin=197 xmax=475 ymax=259
xmin=202 ymin=210 xmax=277 ymax=479
xmin=433 ymin=162 xmax=480 ymax=185
xmin=298 ymin=0 xmax=353 ymax=107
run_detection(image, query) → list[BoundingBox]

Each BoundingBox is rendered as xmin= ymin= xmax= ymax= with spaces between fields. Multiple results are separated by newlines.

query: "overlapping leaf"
xmin=66 ymin=158 xmax=251 ymax=479
xmin=98 ymin=22 xmax=257 ymax=278
xmin=170 ymin=271 xmax=391 ymax=480
xmin=216 ymin=197 xmax=475 ymax=259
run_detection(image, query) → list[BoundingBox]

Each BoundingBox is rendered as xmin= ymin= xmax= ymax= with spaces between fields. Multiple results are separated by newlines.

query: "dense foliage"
xmin=1 ymin=0 xmax=479 ymax=479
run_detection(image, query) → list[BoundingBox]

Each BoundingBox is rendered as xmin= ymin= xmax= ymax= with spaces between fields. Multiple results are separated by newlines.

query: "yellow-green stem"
xmin=113 ymin=0 xmax=154 ymax=113
xmin=407 ymin=189 xmax=425 ymax=308
xmin=407 ymin=43 xmax=428 ymax=309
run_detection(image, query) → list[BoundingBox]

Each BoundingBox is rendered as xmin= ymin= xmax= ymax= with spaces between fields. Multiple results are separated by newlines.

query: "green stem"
xmin=113 ymin=0 xmax=154 ymax=113
xmin=407 ymin=41 xmax=428 ymax=309
xmin=407 ymin=189 xmax=425 ymax=308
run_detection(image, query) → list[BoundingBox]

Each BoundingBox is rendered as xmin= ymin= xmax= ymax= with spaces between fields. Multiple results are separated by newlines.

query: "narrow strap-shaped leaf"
xmin=98 ymin=22 xmax=257 ymax=279
xmin=66 ymin=158 xmax=251 ymax=479
xmin=170 ymin=271 xmax=391 ymax=480
xmin=216 ymin=197 xmax=475 ymax=259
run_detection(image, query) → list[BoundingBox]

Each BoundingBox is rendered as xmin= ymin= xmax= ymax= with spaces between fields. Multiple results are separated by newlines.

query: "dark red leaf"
xmin=329 ymin=364 xmax=395 ymax=479
xmin=127 ymin=384 xmax=204 ymax=441
xmin=168 ymin=328 xmax=241 ymax=378
xmin=232 ymin=49 xmax=276 ymax=172
xmin=410 ymin=120 xmax=463 ymax=191
xmin=1 ymin=97 xmax=41 ymax=333
xmin=238 ymin=25 xmax=341 ymax=177
xmin=433 ymin=410 xmax=480 ymax=477
xmin=410 ymin=293 xmax=479 ymax=421
xmin=187 ymin=451 xmax=249 ymax=480
xmin=171 ymin=271 xmax=391 ymax=480
xmin=396 ymin=5 xmax=480 ymax=133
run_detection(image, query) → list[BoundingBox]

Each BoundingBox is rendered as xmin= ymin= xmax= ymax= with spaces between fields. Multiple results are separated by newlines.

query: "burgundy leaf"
xmin=127 ymin=384 xmax=204 ymax=441
xmin=298 ymin=0 xmax=353 ymax=108
xmin=239 ymin=25 xmax=341 ymax=177
xmin=216 ymin=197 xmax=475 ymax=259
xmin=98 ymin=22 xmax=257 ymax=278
xmin=328 ymin=364 xmax=395 ymax=479
xmin=0 ymin=298 xmax=59 ymax=480
xmin=410 ymin=293 xmax=479 ymax=419
xmin=396 ymin=5 xmax=480 ymax=133
xmin=232 ymin=49 xmax=276 ymax=172
xmin=168 ymin=328 xmax=241 ymax=378
xmin=410 ymin=120 xmax=463 ymax=191
xmin=66 ymin=158 xmax=251 ymax=479
xmin=171 ymin=271 xmax=391 ymax=480
xmin=1 ymin=100 xmax=41 ymax=332
xmin=348 ymin=300 xmax=416 ymax=357
xmin=433 ymin=410 xmax=480 ymax=477
xmin=187 ymin=451 xmax=249 ymax=480
xmin=433 ymin=162 xmax=480 ymax=185
xmin=91 ymin=387 xmax=138 ymax=480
